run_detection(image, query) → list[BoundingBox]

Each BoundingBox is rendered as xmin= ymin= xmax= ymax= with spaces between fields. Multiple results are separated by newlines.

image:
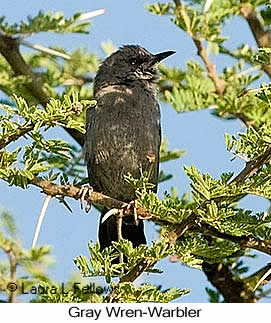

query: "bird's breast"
xmin=86 ymin=84 xmax=161 ymax=200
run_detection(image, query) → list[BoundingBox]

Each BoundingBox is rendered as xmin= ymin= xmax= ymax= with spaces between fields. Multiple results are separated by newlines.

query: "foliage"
xmin=0 ymin=11 xmax=91 ymax=35
xmin=0 ymin=92 xmax=94 ymax=188
xmin=74 ymin=241 xmax=188 ymax=302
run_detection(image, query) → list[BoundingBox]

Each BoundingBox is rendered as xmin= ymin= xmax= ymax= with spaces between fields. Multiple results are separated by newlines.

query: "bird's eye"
xmin=130 ymin=59 xmax=138 ymax=66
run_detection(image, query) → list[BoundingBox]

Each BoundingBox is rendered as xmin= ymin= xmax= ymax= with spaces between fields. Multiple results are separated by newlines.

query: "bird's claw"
xmin=125 ymin=200 xmax=139 ymax=225
xmin=100 ymin=200 xmax=139 ymax=227
xmin=78 ymin=185 xmax=93 ymax=212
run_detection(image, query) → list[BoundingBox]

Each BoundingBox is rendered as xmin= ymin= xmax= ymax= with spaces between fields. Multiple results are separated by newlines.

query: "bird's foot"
xmin=100 ymin=200 xmax=139 ymax=226
xmin=78 ymin=184 xmax=93 ymax=212
xmin=125 ymin=200 xmax=139 ymax=225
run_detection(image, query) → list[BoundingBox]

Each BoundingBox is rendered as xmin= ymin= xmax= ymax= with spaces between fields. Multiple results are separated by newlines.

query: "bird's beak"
xmin=154 ymin=50 xmax=175 ymax=62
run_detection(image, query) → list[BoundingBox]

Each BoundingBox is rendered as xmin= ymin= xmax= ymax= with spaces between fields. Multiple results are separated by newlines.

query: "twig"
xmin=0 ymin=122 xmax=34 ymax=150
xmin=193 ymin=38 xmax=225 ymax=95
xmin=234 ymin=65 xmax=262 ymax=79
xmin=203 ymin=0 xmax=214 ymax=13
xmin=1 ymin=240 xmax=18 ymax=302
xmin=233 ymin=112 xmax=254 ymax=128
xmin=230 ymin=147 xmax=271 ymax=185
xmin=105 ymin=258 xmax=156 ymax=302
xmin=173 ymin=0 xmax=225 ymax=95
xmin=101 ymin=208 xmax=120 ymax=223
xmin=116 ymin=215 xmax=123 ymax=242
xmin=32 ymin=195 xmax=52 ymax=248
xmin=62 ymin=75 xmax=93 ymax=86
xmin=230 ymin=152 xmax=250 ymax=163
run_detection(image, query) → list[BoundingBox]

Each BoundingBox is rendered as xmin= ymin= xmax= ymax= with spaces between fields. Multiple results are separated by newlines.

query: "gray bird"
xmin=85 ymin=45 xmax=175 ymax=250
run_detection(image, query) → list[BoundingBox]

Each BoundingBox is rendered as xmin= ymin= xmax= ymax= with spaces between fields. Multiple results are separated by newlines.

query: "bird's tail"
xmin=98 ymin=208 xmax=146 ymax=250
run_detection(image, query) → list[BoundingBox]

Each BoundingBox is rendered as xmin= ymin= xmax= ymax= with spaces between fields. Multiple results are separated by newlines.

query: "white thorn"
xmin=203 ymin=0 xmax=214 ymax=13
xmin=20 ymin=40 xmax=71 ymax=60
xmin=101 ymin=208 xmax=119 ymax=224
xmin=77 ymin=9 xmax=106 ymax=22
xmin=32 ymin=195 xmax=52 ymax=248
xmin=254 ymin=267 xmax=271 ymax=291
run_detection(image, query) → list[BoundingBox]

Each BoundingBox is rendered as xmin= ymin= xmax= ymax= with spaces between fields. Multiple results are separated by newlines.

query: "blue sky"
xmin=1 ymin=0 xmax=270 ymax=302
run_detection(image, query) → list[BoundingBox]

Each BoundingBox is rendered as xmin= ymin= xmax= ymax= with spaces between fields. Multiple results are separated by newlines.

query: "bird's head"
xmin=94 ymin=45 xmax=175 ymax=88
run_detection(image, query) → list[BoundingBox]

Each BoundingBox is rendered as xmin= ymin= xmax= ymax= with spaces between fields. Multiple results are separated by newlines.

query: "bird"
xmin=85 ymin=45 xmax=175 ymax=250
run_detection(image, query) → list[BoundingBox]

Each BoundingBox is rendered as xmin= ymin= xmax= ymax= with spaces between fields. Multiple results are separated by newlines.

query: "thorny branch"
xmin=27 ymin=166 xmax=271 ymax=257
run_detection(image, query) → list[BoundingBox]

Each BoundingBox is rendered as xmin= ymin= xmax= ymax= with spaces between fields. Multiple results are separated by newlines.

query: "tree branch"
xmin=193 ymin=222 xmax=271 ymax=256
xmin=120 ymin=259 xmax=155 ymax=284
xmin=173 ymin=0 xmax=225 ymax=95
xmin=0 ymin=33 xmax=84 ymax=146
xmin=27 ymin=175 xmax=271 ymax=257
xmin=199 ymin=144 xmax=271 ymax=301
xmin=0 ymin=34 xmax=48 ymax=105
xmin=0 ymin=122 xmax=34 ymax=150
xmin=230 ymin=146 xmax=271 ymax=185
xmin=29 ymin=177 xmax=152 ymax=218
xmin=192 ymin=38 xmax=225 ymax=95
xmin=105 ymin=259 xmax=157 ymax=302
xmin=199 ymin=143 xmax=271 ymax=301
xmin=240 ymin=4 xmax=271 ymax=77
xmin=240 ymin=4 xmax=271 ymax=49
xmin=171 ymin=0 xmax=271 ymax=303
xmin=7 ymin=156 xmax=271 ymax=302
xmin=19 ymin=39 xmax=71 ymax=60
xmin=202 ymin=262 xmax=257 ymax=302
